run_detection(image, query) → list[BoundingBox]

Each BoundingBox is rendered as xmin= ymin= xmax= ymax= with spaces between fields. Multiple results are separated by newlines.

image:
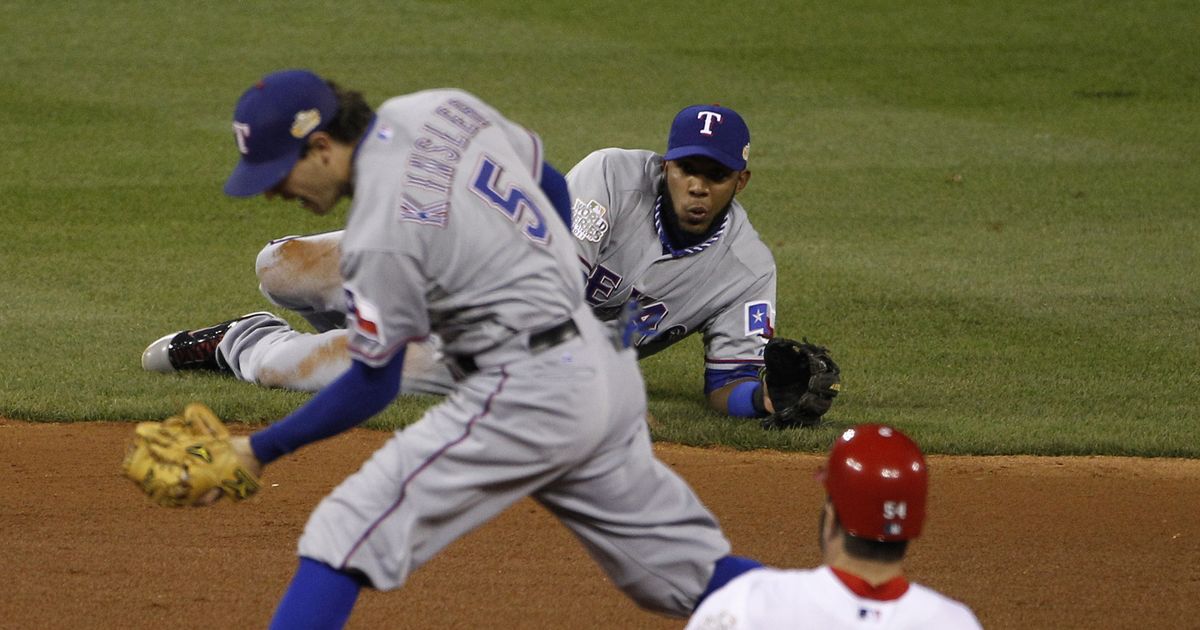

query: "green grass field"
xmin=2 ymin=1 xmax=1197 ymax=456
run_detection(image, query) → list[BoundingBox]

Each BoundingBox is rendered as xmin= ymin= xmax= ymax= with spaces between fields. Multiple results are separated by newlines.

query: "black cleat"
xmin=141 ymin=312 xmax=274 ymax=373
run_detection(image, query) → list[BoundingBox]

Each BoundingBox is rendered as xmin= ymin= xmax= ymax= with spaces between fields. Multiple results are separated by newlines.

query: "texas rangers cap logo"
xmin=664 ymin=104 xmax=752 ymax=171
xmin=696 ymin=111 xmax=723 ymax=135
xmin=223 ymin=69 xmax=339 ymax=198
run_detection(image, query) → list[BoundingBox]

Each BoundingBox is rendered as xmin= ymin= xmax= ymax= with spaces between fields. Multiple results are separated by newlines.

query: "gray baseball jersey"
xmin=567 ymin=148 xmax=777 ymax=390
xmin=290 ymin=89 xmax=730 ymax=615
xmin=214 ymin=148 xmax=777 ymax=398
xmin=336 ymin=92 xmax=578 ymax=360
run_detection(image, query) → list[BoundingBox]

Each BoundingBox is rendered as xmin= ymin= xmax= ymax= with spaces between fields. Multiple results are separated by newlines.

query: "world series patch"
xmin=571 ymin=199 xmax=609 ymax=242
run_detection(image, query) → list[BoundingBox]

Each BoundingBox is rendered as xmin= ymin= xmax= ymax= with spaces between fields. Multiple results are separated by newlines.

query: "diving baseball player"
xmin=202 ymin=69 xmax=761 ymax=628
xmin=566 ymin=105 xmax=780 ymax=418
xmin=685 ymin=425 xmax=984 ymax=629
xmin=142 ymin=105 xmax=840 ymax=423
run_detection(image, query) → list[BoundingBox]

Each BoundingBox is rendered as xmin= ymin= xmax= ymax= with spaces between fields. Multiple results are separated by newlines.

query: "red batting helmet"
xmin=820 ymin=424 xmax=928 ymax=542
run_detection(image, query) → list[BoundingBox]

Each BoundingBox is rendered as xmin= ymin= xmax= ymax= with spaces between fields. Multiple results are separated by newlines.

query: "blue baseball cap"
xmin=663 ymin=104 xmax=751 ymax=171
xmin=224 ymin=69 xmax=339 ymax=197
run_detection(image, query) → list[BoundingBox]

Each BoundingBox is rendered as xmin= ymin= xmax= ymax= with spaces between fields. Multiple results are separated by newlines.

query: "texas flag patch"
xmin=345 ymin=289 xmax=384 ymax=344
xmin=744 ymin=301 xmax=775 ymax=338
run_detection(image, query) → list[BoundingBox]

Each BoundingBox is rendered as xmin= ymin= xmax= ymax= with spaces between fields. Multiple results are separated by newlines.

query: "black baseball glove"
xmin=760 ymin=338 xmax=841 ymax=429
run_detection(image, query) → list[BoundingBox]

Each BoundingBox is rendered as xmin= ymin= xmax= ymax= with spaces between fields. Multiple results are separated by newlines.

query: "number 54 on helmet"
xmin=818 ymin=424 xmax=928 ymax=542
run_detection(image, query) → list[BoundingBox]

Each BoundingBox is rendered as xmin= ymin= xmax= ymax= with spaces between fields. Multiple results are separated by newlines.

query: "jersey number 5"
xmin=471 ymin=156 xmax=549 ymax=244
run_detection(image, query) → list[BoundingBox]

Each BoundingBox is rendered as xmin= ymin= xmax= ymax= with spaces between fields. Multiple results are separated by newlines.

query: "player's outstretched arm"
xmin=706 ymin=338 xmax=843 ymax=426
xmin=707 ymin=377 xmax=773 ymax=417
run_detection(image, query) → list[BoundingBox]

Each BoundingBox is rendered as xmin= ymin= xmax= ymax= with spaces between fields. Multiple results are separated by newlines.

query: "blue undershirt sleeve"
xmin=697 ymin=555 xmax=764 ymax=607
xmin=725 ymin=380 xmax=763 ymax=417
xmin=250 ymin=349 xmax=405 ymax=466
xmin=706 ymin=365 xmax=767 ymax=418
xmin=540 ymin=161 xmax=572 ymax=230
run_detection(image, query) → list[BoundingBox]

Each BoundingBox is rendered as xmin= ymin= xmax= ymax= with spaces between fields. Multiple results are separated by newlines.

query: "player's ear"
xmin=818 ymin=499 xmax=835 ymax=554
xmin=307 ymin=132 xmax=334 ymax=160
xmin=734 ymin=169 xmax=751 ymax=194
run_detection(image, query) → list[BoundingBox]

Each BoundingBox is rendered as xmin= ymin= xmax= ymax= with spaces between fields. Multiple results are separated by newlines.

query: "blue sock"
xmin=696 ymin=555 xmax=764 ymax=607
xmin=269 ymin=557 xmax=363 ymax=630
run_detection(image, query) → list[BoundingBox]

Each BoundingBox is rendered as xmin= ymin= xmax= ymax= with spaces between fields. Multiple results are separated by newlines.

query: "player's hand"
xmin=760 ymin=380 xmax=776 ymax=414
xmin=229 ymin=435 xmax=264 ymax=478
xmin=195 ymin=435 xmax=263 ymax=505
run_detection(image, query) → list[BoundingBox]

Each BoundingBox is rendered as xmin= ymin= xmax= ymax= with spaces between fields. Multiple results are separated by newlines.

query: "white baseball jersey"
xmin=686 ymin=566 xmax=983 ymax=630
xmin=567 ymin=148 xmax=776 ymax=387
xmin=291 ymin=89 xmax=731 ymax=615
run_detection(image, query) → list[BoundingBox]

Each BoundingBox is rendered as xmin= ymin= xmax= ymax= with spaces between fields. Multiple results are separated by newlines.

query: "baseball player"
xmin=207 ymin=69 xmax=761 ymax=628
xmin=566 ymin=105 xmax=780 ymax=418
xmin=685 ymin=424 xmax=984 ymax=629
xmin=141 ymin=104 xmax=838 ymax=422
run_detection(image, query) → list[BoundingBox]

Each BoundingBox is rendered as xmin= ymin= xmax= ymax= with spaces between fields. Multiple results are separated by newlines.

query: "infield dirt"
xmin=2 ymin=419 xmax=1197 ymax=629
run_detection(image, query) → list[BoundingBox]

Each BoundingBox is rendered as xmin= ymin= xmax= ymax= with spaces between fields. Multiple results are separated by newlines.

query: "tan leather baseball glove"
xmin=122 ymin=402 xmax=260 ymax=507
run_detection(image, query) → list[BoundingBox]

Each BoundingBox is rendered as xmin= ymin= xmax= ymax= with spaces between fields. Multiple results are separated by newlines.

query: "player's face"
xmin=265 ymin=135 xmax=350 ymax=215
xmin=663 ymin=157 xmax=750 ymax=235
